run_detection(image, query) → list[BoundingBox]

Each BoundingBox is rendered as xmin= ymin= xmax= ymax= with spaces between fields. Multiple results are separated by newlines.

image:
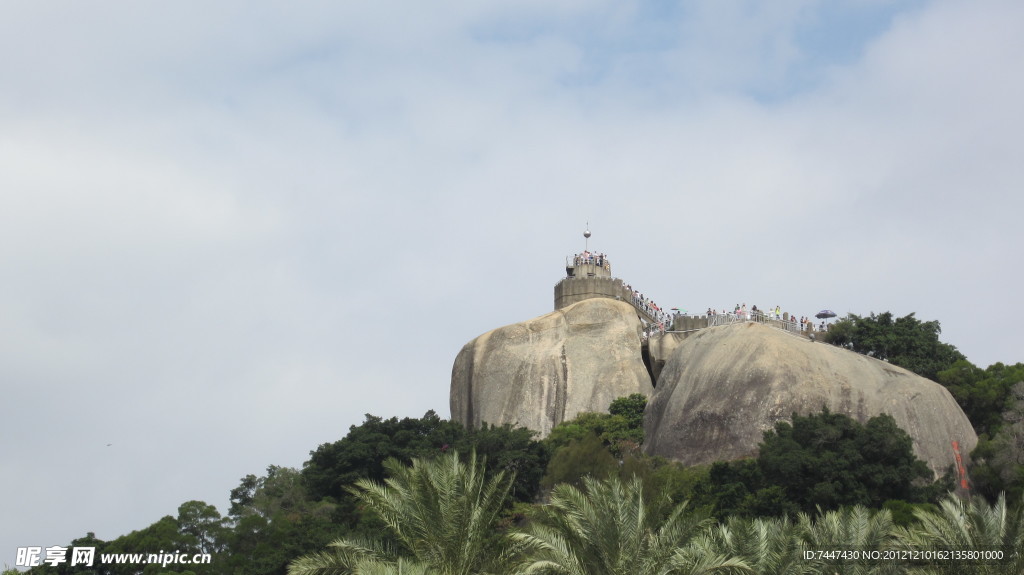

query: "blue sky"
xmin=2 ymin=0 xmax=1022 ymax=565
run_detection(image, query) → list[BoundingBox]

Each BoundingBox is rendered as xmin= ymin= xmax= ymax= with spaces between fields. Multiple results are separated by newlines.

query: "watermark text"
xmin=16 ymin=546 xmax=212 ymax=568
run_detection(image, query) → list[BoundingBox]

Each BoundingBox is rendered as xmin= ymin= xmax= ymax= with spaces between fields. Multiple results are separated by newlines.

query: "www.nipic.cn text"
xmin=16 ymin=546 xmax=213 ymax=568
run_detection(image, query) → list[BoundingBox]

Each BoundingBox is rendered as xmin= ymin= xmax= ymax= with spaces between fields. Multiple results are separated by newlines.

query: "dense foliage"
xmin=930 ymin=361 xmax=1024 ymax=503
xmin=23 ymin=348 xmax=1024 ymax=575
xmin=543 ymin=394 xmax=647 ymax=455
xmin=937 ymin=361 xmax=1024 ymax=436
xmin=302 ymin=410 xmax=466 ymax=504
xmin=303 ymin=411 xmax=547 ymax=510
xmin=694 ymin=410 xmax=940 ymax=520
xmin=822 ymin=312 xmax=965 ymax=381
xmin=539 ymin=393 xmax=649 ymax=489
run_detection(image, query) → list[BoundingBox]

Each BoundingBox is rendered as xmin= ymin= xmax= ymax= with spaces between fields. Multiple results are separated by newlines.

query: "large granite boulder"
xmin=451 ymin=298 xmax=654 ymax=437
xmin=644 ymin=322 xmax=976 ymax=476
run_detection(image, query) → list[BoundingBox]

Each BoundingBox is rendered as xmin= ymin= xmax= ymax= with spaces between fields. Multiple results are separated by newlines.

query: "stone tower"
xmin=553 ymin=227 xmax=631 ymax=311
xmin=554 ymin=251 xmax=627 ymax=311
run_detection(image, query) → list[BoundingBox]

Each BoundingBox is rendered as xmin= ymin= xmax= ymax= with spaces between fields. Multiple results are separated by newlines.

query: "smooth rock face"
xmin=644 ymin=322 xmax=977 ymax=476
xmin=451 ymin=298 xmax=654 ymax=437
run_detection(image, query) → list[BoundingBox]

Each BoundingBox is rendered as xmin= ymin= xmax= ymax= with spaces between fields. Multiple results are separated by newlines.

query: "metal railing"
xmin=703 ymin=312 xmax=804 ymax=334
xmin=707 ymin=313 xmax=744 ymax=327
xmin=568 ymin=254 xmax=612 ymax=269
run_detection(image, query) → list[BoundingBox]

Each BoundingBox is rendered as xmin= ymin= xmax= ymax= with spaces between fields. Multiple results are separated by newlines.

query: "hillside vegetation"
xmin=19 ymin=311 xmax=1024 ymax=575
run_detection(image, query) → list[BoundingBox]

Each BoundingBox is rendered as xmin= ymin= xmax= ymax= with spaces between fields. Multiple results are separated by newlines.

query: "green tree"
xmin=758 ymin=410 xmax=933 ymax=513
xmin=177 ymin=501 xmax=228 ymax=555
xmin=608 ymin=394 xmax=647 ymax=432
xmin=539 ymin=396 xmax=651 ymax=491
xmin=544 ymin=413 xmax=636 ymax=457
xmin=512 ymin=476 xmax=749 ymax=575
xmin=544 ymin=395 xmax=648 ymax=457
xmin=988 ymin=382 xmax=1024 ymax=498
xmin=693 ymin=410 xmax=935 ymax=519
xmin=969 ymin=381 xmax=1024 ymax=504
xmin=289 ymin=450 xmax=514 ymax=575
xmin=453 ymin=422 xmax=548 ymax=504
xmin=823 ymin=312 xmax=964 ymax=381
xmin=302 ymin=411 xmax=465 ymax=505
xmin=225 ymin=466 xmax=344 ymax=575
xmin=611 ymin=456 xmax=713 ymax=519
xmin=302 ymin=411 xmax=546 ymax=523
xmin=231 ymin=466 xmax=337 ymax=522
xmin=938 ymin=361 xmax=1024 ymax=436
xmin=24 ymin=532 xmax=110 ymax=575
xmin=881 ymin=500 xmax=938 ymax=528
xmin=542 ymin=433 xmax=618 ymax=490
xmin=694 ymin=459 xmax=789 ymax=520
xmin=96 ymin=515 xmax=206 ymax=575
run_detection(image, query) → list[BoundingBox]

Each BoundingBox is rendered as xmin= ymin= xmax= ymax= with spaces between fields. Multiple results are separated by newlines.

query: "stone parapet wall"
xmin=554 ymin=276 xmax=626 ymax=311
xmin=669 ymin=315 xmax=710 ymax=332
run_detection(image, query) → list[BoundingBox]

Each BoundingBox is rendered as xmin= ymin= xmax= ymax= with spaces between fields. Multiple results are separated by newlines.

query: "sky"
xmin=2 ymin=0 xmax=1023 ymax=564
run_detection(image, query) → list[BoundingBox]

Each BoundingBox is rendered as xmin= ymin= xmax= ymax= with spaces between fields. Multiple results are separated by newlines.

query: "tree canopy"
xmin=696 ymin=409 xmax=937 ymax=519
xmin=544 ymin=394 xmax=647 ymax=455
xmin=302 ymin=411 xmax=548 ymax=509
xmin=937 ymin=361 xmax=1024 ymax=436
xmin=302 ymin=411 xmax=466 ymax=504
xmin=823 ymin=312 xmax=965 ymax=381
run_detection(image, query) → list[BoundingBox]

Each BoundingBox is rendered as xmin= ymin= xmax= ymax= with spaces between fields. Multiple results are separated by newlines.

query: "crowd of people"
xmin=568 ymin=253 xmax=832 ymax=336
xmin=623 ymin=284 xmax=674 ymax=331
xmin=572 ymin=251 xmax=611 ymax=270
xmin=567 ymin=252 xmax=673 ymax=332
xmin=705 ymin=304 xmax=830 ymax=332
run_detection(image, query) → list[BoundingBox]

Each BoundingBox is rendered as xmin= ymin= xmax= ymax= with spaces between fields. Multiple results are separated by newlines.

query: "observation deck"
xmin=554 ymin=252 xmax=663 ymax=327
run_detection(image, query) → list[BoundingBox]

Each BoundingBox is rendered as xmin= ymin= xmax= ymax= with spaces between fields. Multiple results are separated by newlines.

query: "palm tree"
xmin=895 ymin=493 xmax=1024 ymax=575
xmin=798 ymin=506 xmax=904 ymax=575
xmin=512 ymin=475 xmax=749 ymax=575
xmin=702 ymin=516 xmax=812 ymax=575
xmin=289 ymin=450 xmax=513 ymax=575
